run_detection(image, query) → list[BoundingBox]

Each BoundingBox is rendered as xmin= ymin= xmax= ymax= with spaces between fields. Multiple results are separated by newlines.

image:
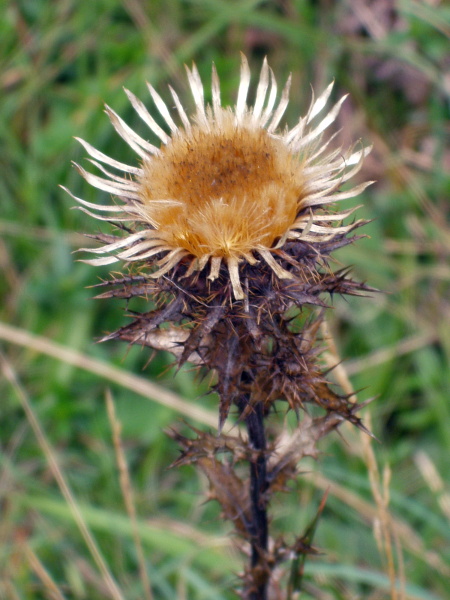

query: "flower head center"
xmin=138 ymin=111 xmax=305 ymax=259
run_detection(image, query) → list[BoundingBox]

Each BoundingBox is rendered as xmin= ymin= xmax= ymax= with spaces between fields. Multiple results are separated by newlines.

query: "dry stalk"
xmin=0 ymin=352 xmax=125 ymax=600
xmin=320 ymin=318 xmax=406 ymax=600
xmin=23 ymin=545 xmax=67 ymax=600
xmin=106 ymin=390 xmax=154 ymax=600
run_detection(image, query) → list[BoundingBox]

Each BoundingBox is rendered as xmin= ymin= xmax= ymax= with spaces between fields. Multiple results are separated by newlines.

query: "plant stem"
xmin=238 ymin=395 xmax=269 ymax=600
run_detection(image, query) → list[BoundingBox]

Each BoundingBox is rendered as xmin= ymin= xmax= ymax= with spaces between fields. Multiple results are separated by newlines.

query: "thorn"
xmin=351 ymin=395 xmax=379 ymax=412
xmin=352 ymin=417 xmax=380 ymax=442
xmin=97 ymin=331 xmax=119 ymax=343
xmin=218 ymin=397 xmax=232 ymax=434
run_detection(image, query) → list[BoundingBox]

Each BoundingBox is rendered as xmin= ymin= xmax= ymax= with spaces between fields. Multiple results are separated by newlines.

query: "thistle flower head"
xmin=68 ymin=56 xmax=375 ymax=430
xmin=68 ymin=55 xmax=371 ymax=300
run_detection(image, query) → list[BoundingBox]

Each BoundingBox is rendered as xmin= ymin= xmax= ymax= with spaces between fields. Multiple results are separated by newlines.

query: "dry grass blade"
xmin=320 ymin=318 xmax=406 ymax=600
xmin=306 ymin=470 xmax=450 ymax=579
xmin=0 ymin=581 xmax=21 ymax=600
xmin=106 ymin=389 xmax=154 ymax=600
xmin=24 ymin=544 xmax=68 ymax=600
xmin=414 ymin=451 xmax=450 ymax=521
xmin=0 ymin=321 xmax=218 ymax=429
xmin=344 ymin=331 xmax=437 ymax=376
xmin=0 ymin=352 xmax=126 ymax=600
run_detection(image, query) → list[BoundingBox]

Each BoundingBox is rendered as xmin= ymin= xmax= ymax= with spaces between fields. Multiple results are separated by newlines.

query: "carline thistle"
xmin=66 ymin=55 xmax=375 ymax=599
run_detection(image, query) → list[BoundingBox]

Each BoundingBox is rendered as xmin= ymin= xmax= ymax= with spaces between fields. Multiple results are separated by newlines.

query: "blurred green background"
xmin=1 ymin=1 xmax=449 ymax=598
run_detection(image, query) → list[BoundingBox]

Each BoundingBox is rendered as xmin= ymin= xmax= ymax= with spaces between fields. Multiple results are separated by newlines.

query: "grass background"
xmin=1 ymin=0 xmax=449 ymax=598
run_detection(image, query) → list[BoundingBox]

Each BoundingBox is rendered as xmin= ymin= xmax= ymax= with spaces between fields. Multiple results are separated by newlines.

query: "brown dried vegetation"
xmin=91 ymin=223 xmax=375 ymax=598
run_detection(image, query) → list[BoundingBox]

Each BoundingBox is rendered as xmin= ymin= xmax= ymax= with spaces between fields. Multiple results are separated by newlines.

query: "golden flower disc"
xmin=139 ymin=111 xmax=304 ymax=260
